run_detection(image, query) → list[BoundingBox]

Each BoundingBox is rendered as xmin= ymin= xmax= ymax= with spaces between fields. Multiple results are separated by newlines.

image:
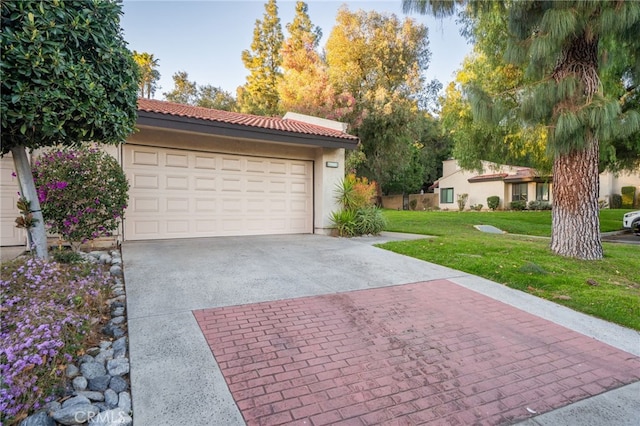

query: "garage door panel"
xmin=132 ymin=150 xmax=158 ymax=166
xmin=166 ymin=198 xmax=189 ymax=212
xmin=246 ymin=179 xmax=266 ymax=192
xmin=195 ymin=198 xmax=216 ymax=212
xmin=221 ymin=157 xmax=241 ymax=171
xmin=133 ymin=197 xmax=159 ymax=212
xmin=166 ymin=153 xmax=188 ymax=168
xmin=221 ymin=177 xmax=242 ymax=192
xmin=269 ymin=161 xmax=287 ymax=174
xmin=246 ymin=159 xmax=267 ymax=173
xmin=125 ymin=146 xmax=312 ymax=240
xmin=291 ymin=162 xmax=309 ymax=175
xmin=194 ymin=177 xmax=216 ymax=191
xmin=166 ymin=175 xmax=189 ymax=190
xmin=195 ymin=219 xmax=217 ymax=232
xmin=291 ymin=181 xmax=309 ymax=194
xmin=269 ymin=180 xmax=286 ymax=193
xmin=166 ymin=220 xmax=189 ymax=234
xmin=195 ymin=155 xmax=216 ymax=169
xmin=290 ymin=199 xmax=309 ymax=213
xmin=133 ymin=174 xmax=159 ymax=189
xmin=133 ymin=220 xmax=160 ymax=235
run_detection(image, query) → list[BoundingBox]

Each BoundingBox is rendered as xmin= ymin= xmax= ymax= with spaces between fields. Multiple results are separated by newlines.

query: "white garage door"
xmin=124 ymin=145 xmax=313 ymax=240
xmin=1 ymin=154 xmax=26 ymax=246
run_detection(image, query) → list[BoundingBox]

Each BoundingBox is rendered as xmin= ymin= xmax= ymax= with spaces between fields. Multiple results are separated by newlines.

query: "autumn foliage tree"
xmin=325 ymin=7 xmax=437 ymax=192
xmin=404 ymin=0 xmax=640 ymax=260
xmin=278 ymin=1 xmax=334 ymax=117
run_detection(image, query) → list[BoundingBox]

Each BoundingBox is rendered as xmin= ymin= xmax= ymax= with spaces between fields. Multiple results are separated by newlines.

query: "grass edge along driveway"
xmin=379 ymin=210 xmax=640 ymax=331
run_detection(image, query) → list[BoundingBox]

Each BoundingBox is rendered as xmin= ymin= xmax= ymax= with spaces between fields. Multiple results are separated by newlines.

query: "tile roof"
xmin=468 ymin=173 xmax=509 ymax=183
xmin=137 ymin=98 xmax=358 ymax=141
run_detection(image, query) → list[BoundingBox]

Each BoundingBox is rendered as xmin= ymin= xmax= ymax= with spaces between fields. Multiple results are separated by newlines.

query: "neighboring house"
xmin=432 ymin=159 xmax=640 ymax=210
xmin=0 ymin=99 xmax=358 ymax=246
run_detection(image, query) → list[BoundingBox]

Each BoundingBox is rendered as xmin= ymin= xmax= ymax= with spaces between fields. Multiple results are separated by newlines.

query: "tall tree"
xmin=278 ymin=1 xmax=334 ymax=117
xmin=325 ymin=7 xmax=433 ymax=192
xmin=326 ymin=7 xmax=430 ymax=117
xmin=1 ymin=0 xmax=139 ymax=259
xmin=133 ymin=50 xmax=160 ymax=99
xmin=404 ymin=0 xmax=640 ymax=260
xmin=164 ymin=71 xmax=197 ymax=104
xmin=197 ymin=84 xmax=238 ymax=111
xmin=239 ymin=0 xmax=284 ymax=115
xmin=163 ymin=71 xmax=237 ymax=111
xmin=439 ymin=2 xmax=549 ymax=173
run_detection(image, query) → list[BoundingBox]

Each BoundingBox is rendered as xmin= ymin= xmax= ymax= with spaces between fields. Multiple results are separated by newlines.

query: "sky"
xmin=120 ymin=0 xmax=473 ymax=100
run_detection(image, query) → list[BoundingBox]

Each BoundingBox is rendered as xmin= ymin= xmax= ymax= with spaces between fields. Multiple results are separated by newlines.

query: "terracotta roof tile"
xmin=468 ymin=173 xmax=509 ymax=183
xmin=137 ymin=98 xmax=358 ymax=141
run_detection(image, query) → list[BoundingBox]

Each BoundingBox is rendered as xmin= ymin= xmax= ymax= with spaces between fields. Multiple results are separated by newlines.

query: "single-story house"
xmin=0 ymin=99 xmax=359 ymax=246
xmin=432 ymin=159 xmax=640 ymax=210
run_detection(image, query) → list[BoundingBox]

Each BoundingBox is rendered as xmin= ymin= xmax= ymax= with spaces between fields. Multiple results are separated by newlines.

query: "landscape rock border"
xmin=20 ymin=249 xmax=132 ymax=426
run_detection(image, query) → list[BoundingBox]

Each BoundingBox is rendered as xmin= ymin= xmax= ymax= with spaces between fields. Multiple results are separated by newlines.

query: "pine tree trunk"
xmin=549 ymin=33 xmax=603 ymax=260
xmin=550 ymin=134 xmax=603 ymax=259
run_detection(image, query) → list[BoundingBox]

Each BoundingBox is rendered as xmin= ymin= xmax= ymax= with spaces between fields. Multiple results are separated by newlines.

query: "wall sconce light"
xmin=325 ymin=161 xmax=339 ymax=168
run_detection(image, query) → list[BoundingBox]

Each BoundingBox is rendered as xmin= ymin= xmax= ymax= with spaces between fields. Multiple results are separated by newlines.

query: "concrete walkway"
xmin=122 ymin=233 xmax=640 ymax=425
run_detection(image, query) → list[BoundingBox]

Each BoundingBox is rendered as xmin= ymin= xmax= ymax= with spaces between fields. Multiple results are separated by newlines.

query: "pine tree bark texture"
xmin=550 ymin=33 xmax=603 ymax=260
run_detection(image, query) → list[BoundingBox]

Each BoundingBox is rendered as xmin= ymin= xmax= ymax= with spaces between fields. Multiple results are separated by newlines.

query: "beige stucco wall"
xmin=313 ymin=148 xmax=345 ymax=235
xmin=599 ymin=170 xmax=640 ymax=205
xmin=437 ymin=160 xmax=517 ymax=210
xmin=436 ymin=160 xmax=551 ymax=210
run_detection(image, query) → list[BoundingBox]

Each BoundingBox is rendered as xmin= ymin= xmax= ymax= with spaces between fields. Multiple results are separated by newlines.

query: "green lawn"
xmin=379 ymin=209 xmax=640 ymax=330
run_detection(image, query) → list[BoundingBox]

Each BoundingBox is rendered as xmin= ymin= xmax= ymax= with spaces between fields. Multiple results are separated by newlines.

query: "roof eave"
xmin=136 ymin=111 xmax=359 ymax=150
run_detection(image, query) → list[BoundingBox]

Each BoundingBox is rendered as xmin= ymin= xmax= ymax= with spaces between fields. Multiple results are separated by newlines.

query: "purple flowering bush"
xmin=0 ymin=258 xmax=112 ymax=424
xmin=32 ymin=147 xmax=129 ymax=250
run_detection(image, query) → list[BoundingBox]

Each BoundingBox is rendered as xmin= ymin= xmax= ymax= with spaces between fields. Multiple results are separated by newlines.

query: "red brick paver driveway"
xmin=194 ymin=280 xmax=640 ymax=425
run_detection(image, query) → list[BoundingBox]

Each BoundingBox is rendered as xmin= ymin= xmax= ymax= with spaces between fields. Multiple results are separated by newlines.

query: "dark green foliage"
xmin=164 ymin=71 xmax=238 ymax=111
xmin=510 ymin=201 xmax=526 ymax=211
xmin=528 ymin=200 xmax=552 ymax=211
xmin=610 ymin=194 xmax=623 ymax=209
xmin=518 ymin=262 xmax=548 ymax=275
xmin=1 ymin=0 xmax=139 ymax=154
xmin=621 ymin=186 xmax=636 ymax=209
xmin=51 ymin=248 xmax=83 ymax=264
xmin=487 ymin=196 xmax=500 ymax=211
xmin=330 ymin=209 xmax=358 ymax=237
xmin=239 ymin=0 xmax=283 ymax=115
xmin=355 ymin=207 xmax=387 ymax=235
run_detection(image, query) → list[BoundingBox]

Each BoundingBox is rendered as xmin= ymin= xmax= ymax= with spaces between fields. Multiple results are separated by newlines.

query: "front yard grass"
xmin=379 ymin=210 xmax=640 ymax=330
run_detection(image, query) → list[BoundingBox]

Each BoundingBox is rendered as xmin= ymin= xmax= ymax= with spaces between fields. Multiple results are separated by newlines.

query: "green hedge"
xmin=621 ymin=186 xmax=636 ymax=209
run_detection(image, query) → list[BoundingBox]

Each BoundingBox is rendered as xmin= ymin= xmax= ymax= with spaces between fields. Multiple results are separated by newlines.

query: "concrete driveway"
xmin=122 ymin=234 xmax=639 ymax=426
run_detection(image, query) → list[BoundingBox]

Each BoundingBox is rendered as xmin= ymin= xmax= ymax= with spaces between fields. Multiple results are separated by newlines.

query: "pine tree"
xmin=404 ymin=0 xmax=640 ymax=260
xmin=239 ymin=0 xmax=284 ymax=116
xmin=278 ymin=1 xmax=334 ymax=117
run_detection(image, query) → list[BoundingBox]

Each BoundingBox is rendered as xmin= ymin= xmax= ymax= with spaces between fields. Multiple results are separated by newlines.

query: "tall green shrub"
xmin=610 ymin=194 xmax=623 ymax=209
xmin=487 ymin=196 xmax=500 ymax=211
xmin=621 ymin=186 xmax=636 ymax=209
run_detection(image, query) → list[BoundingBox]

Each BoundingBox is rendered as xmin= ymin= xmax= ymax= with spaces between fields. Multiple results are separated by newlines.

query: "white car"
xmin=623 ymin=210 xmax=640 ymax=235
